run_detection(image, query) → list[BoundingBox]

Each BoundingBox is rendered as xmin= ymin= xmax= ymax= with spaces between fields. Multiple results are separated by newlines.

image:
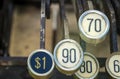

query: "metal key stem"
xmin=27 ymin=1 xmax=54 ymax=79
xmin=40 ymin=0 xmax=46 ymax=49
xmin=53 ymin=0 xmax=84 ymax=75
xmin=102 ymin=0 xmax=118 ymax=53
xmin=60 ymin=0 xmax=70 ymax=39
xmin=111 ymin=0 xmax=120 ymax=35
xmin=102 ymin=0 xmax=120 ymax=79
xmin=72 ymin=0 xmax=86 ymax=52
xmin=72 ymin=0 xmax=104 ymax=79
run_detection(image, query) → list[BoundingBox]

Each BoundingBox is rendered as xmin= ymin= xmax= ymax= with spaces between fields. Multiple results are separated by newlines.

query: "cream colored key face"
xmin=78 ymin=10 xmax=110 ymax=44
xmin=106 ymin=53 xmax=120 ymax=78
xmin=75 ymin=52 xmax=99 ymax=79
xmin=54 ymin=39 xmax=84 ymax=75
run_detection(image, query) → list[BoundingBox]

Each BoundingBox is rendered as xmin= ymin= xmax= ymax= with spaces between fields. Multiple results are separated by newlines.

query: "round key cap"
xmin=106 ymin=52 xmax=120 ymax=79
xmin=75 ymin=52 xmax=99 ymax=79
xmin=54 ymin=39 xmax=84 ymax=75
xmin=27 ymin=49 xmax=54 ymax=79
xmin=78 ymin=10 xmax=110 ymax=44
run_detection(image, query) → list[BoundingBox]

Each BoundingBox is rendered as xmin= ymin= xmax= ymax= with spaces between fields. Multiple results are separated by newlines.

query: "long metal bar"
xmin=72 ymin=0 xmax=86 ymax=52
xmin=0 ymin=1 xmax=3 ymax=37
xmin=81 ymin=0 xmax=89 ymax=11
xmin=3 ymin=2 xmax=13 ymax=56
xmin=0 ymin=57 xmax=27 ymax=66
xmin=92 ymin=0 xmax=105 ymax=12
xmin=0 ymin=0 xmax=4 ymax=56
xmin=40 ymin=0 xmax=46 ymax=49
xmin=111 ymin=0 xmax=120 ymax=35
xmin=102 ymin=0 xmax=118 ymax=53
xmin=0 ymin=57 xmax=107 ymax=66
xmin=87 ymin=0 xmax=94 ymax=10
xmin=79 ymin=0 xmax=89 ymax=51
xmin=71 ymin=0 xmax=83 ymax=19
xmin=81 ymin=0 xmax=86 ymax=52
xmin=46 ymin=0 xmax=50 ymax=19
xmin=59 ymin=0 xmax=70 ymax=39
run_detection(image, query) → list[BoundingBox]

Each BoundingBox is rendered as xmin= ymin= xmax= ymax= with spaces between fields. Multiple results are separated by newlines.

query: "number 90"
xmin=62 ymin=48 xmax=76 ymax=63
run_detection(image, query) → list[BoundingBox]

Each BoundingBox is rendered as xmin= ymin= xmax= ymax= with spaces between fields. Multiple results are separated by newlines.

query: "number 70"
xmin=87 ymin=18 xmax=102 ymax=32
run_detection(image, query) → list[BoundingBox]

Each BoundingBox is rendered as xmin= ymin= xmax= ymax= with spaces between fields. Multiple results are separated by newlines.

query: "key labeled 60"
xmin=106 ymin=53 xmax=120 ymax=78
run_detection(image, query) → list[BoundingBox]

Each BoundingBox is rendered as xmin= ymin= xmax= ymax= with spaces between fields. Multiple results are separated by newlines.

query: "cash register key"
xmin=78 ymin=10 xmax=110 ymax=44
xmin=27 ymin=49 xmax=54 ymax=79
xmin=75 ymin=52 xmax=99 ymax=79
xmin=54 ymin=39 xmax=84 ymax=75
xmin=106 ymin=52 xmax=120 ymax=79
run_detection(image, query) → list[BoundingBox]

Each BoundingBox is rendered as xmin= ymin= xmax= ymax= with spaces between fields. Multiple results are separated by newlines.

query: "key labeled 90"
xmin=75 ymin=52 xmax=99 ymax=79
xmin=106 ymin=53 xmax=120 ymax=79
xmin=54 ymin=39 xmax=84 ymax=75
xmin=78 ymin=10 xmax=110 ymax=44
xmin=27 ymin=49 xmax=54 ymax=79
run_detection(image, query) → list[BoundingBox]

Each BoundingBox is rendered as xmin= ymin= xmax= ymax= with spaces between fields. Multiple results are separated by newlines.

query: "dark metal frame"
xmin=0 ymin=0 xmax=119 ymax=79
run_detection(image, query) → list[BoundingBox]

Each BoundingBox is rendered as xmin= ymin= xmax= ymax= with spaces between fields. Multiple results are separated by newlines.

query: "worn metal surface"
xmin=0 ymin=0 xmax=120 ymax=79
xmin=40 ymin=0 xmax=46 ymax=49
xmin=103 ymin=0 xmax=118 ymax=53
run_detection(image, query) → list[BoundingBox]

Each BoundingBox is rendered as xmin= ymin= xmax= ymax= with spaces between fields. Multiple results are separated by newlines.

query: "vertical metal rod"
xmin=111 ymin=0 xmax=120 ymax=36
xmin=0 ymin=0 xmax=4 ymax=56
xmin=72 ymin=0 xmax=86 ymax=52
xmin=80 ymin=0 xmax=92 ymax=51
xmin=0 ymin=0 xmax=3 ymax=52
xmin=103 ymin=0 xmax=118 ymax=53
xmin=40 ymin=0 xmax=46 ymax=49
xmin=93 ymin=0 xmax=105 ymax=12
xmin=77 ymin=0 xmax=87 ymax=52
xmin=71 ymin=0 xmax=83 ymax=19
xmin=4 ymin=2 xmax=13 ymax=57
xmin=81 ymin=0 xmax=89 ymax=11
xmin=87 ymin=0 xmax=94 ymax=10
xmin=80 ymin=38 xmax=86 ymax=52
xmin=51 ymin=4 xmax=59 ymax=47
xmin=46 ymin=0 xmax=50 ymax=19
xmin=59 ymin=0 xmax=70 ymax=39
